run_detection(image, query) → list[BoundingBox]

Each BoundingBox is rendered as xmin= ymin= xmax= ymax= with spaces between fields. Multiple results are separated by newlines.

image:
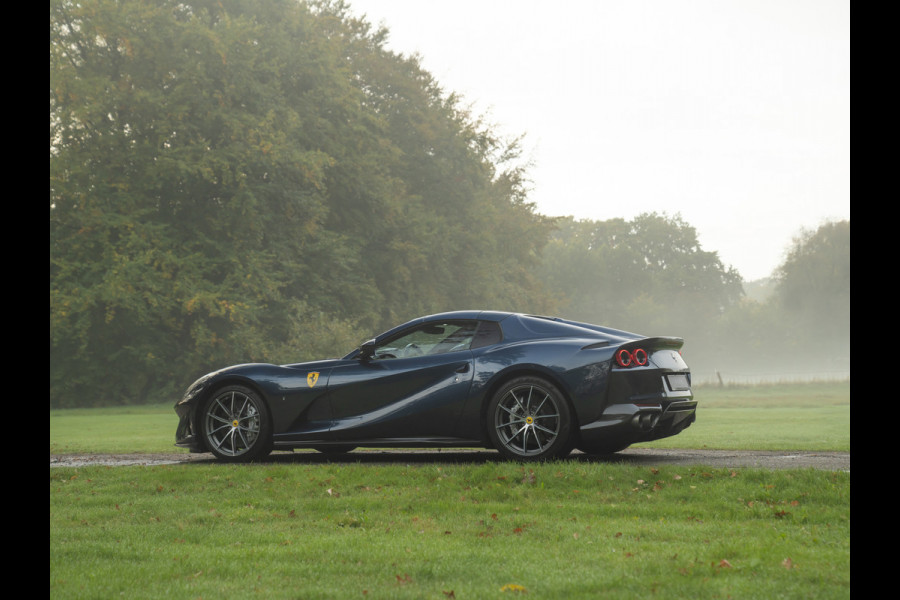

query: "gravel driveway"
xmin=50 ymin=448 xmax=849 ymax=471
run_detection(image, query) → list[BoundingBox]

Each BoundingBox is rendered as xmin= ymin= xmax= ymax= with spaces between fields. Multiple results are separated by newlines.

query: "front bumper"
xmin=174 ymin=397 xmax=204 ymax=452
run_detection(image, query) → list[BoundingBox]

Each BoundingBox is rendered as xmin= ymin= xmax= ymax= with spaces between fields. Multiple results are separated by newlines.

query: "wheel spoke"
xmin=208 ymin=422 xmax=231 ymax=436
xmin=208 ymin=413 xmax=231 ymax=425
xmin=499 ymin=404 xmax=521 ymax=418
xmin=503 ymin=416 xmax=526 ymax=427
xmin=532 ymin=393 xmax=549 ymax=414
xmin=235 ymin=427 xmax=250 ymax=449
xmin=214 ymin=396 xmax=230 ymax=414
xmin=228 ymin=427 xmax=237 ymax=455
xmin=532 ymin=427 xmax=545 ymax=452
xmin=236 ymin=396 xmax=250 ymax=419
xmin=532 ymin=412 xmax=559 ymax=420
xmin=212 ymin=427 xmax=232 ymax=451
xmin=510 ymin=390 xmax=527 ymax=413
xmin=533 ymin=423 xmax=557 ymax=436
xmin=509 ymin=423 xmax=527 ymax=440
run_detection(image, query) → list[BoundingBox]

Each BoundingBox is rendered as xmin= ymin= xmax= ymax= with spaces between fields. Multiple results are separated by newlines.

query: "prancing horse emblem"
xmin=307 ymin=372 xmax=319 ymax=387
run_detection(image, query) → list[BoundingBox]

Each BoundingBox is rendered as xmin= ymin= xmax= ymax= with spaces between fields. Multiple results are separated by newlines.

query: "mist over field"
xmin=537 ymin=217 xmax=849 ymax=385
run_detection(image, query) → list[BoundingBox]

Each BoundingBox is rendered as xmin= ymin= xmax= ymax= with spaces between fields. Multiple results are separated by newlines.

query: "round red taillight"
xmin=633 ymin=348 xmax=648 ymax=366
xmin=616 ymin=348 xmax=649 ymax=368
xmin=615 ymin=349 xmax=633 ymax=367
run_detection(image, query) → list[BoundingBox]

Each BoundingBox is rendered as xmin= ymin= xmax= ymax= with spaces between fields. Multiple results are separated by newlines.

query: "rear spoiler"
xmin=625 ymin=336 xmax=684 ymax=350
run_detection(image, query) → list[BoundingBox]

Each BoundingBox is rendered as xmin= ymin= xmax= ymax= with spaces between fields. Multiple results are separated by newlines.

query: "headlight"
xmin=179 ymin=375 xmax=211 ymax=404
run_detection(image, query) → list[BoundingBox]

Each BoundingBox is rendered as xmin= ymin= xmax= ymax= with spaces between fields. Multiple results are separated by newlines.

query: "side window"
xmin=374 ymin=321 xmax=478 ymax=359
xmin=470 ymin=321 xmax=502 ymax=349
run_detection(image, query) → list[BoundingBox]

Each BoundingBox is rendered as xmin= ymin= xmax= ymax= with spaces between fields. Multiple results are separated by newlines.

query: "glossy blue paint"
xmin=175 ymin=311 xmax=696 ymax=460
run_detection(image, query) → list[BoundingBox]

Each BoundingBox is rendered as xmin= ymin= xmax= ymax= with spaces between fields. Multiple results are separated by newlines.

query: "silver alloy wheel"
xmin=203 ymin=389 xmax=262 ymax=458
xmin=493 ymin=383 xmax=562 ymax=457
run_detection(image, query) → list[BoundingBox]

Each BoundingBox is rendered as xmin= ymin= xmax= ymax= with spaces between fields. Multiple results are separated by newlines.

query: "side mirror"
xmin=357 ymin=339 xmax=377 ymax=360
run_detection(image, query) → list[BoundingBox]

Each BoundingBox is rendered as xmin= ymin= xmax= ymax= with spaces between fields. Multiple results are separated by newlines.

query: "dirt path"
xmin=50 ymin=448 xmax=849 ymax=471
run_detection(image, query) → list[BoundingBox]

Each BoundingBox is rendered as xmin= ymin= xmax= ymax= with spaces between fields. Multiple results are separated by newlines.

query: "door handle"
xmin=455 ymin=363 xmax=470 ymax=373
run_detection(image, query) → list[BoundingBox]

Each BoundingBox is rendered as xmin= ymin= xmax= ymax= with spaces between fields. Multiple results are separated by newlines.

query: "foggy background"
xmin=50 ymin=0 xmax=849 ymax=407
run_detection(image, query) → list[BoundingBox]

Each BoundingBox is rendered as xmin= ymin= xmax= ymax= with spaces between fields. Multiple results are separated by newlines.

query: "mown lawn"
xmin=50 ymin=381 xmax=850 ymax=599
xmin=51 ymin=460 xmax=849 ymax=599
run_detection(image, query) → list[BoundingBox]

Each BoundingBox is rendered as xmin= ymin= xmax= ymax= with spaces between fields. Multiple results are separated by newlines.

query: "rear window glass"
xmin=471 ymin=321 xmax=502 ymax=349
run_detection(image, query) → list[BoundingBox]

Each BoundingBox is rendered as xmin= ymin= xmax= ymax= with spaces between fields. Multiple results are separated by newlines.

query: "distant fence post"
xmin=716 ymin=370 xmax=724 ymax=387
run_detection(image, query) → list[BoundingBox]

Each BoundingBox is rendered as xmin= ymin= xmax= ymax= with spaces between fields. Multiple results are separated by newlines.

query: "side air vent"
xmin=581 ymin=341 xmax=610 ymax=350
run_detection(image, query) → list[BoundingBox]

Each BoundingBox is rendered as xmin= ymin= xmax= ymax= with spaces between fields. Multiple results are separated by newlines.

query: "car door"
xmin=325 ymin=321 xmax=478 ymax=440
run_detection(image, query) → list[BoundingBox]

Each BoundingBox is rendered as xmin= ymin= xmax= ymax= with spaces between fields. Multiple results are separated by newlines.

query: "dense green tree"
xmin=50 ymin=0 xmax=554 ymax=407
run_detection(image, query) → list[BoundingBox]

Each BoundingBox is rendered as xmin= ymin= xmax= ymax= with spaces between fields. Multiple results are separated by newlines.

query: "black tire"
xmin=486 ymin=376 xmax=573 ymax=461
xmin=201 ymin=385 xmax=273 ymax=462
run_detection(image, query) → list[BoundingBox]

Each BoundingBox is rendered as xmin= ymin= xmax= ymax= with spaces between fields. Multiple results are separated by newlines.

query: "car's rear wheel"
xmin=201 ymin=385 xmax=272 ymax=462
xmin=487 ymin=376 xmax=573 ymax=461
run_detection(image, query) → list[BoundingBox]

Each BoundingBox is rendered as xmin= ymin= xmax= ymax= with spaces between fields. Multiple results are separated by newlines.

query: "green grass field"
xmin=50 ymin=381 xmax=850 ymax=599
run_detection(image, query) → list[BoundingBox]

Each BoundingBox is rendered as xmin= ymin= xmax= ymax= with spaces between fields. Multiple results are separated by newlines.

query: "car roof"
xmin=419 ymin=310 xmax=512 ymax=323
xmin=345 ymin=310 xmax=645 ymax=360
xmin=414 ymin=311 xmax=643 ymax=342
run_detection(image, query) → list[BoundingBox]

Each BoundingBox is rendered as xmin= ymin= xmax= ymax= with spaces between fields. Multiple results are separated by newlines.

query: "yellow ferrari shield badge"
xmin=307 ymin=372 xmax=320 ymax=388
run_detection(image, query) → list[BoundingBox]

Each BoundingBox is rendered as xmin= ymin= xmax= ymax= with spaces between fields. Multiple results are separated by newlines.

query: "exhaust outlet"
xmin=632 ymin=412 xmax=660 ymax=431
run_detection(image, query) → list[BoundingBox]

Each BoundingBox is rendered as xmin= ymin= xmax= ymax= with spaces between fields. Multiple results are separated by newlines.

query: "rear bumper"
xmin=578 ymin=392 xmax=696 ymax=451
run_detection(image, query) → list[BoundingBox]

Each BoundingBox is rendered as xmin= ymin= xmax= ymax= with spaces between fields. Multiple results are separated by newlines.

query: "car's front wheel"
xmin=487 ymin=376 xmax=573 ymax=461
xmin=201 ymin=385 xmax=273 ymax=462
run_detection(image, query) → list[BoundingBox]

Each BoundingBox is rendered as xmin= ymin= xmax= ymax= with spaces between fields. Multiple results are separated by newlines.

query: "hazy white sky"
xmin=346 ymin=0 xmax=849 ymax=281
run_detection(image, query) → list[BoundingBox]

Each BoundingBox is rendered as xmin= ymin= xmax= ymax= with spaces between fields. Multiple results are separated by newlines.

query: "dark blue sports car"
xmin=175 ymin=311 xmax=696 ymax=461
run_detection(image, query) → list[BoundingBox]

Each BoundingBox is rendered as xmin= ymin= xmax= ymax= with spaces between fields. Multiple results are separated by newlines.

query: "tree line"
xmin=50 ymin=0 xmax=849 ymax=407
xmin=541 ymin=217 xmax=849 ymax=380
